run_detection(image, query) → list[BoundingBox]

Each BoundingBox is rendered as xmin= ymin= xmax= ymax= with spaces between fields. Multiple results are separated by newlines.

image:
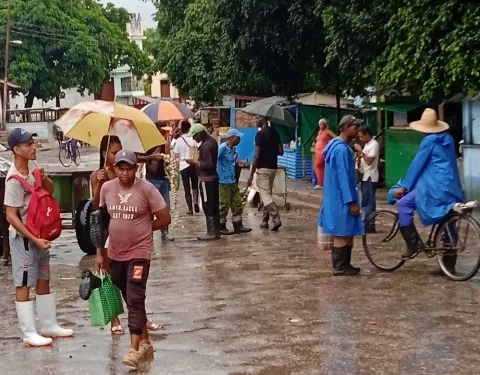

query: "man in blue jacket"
xmin=319 ymin=115 xmax=365 ymax=276
xmin=394 ymin=109 xmax=464 ymax=271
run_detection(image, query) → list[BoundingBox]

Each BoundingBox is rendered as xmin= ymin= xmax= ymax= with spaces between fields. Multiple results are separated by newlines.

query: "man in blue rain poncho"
xmin=393 ymin=108 xmax=464 ymax=271
xmin=319 ymin=115 xmax=365 ymax=276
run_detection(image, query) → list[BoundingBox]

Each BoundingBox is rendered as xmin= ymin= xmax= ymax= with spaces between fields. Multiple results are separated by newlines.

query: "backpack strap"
xmin=8 ymin=174 xmax=35 ymax=192
xmin=32 ymin=169 xmax=43 ymax=189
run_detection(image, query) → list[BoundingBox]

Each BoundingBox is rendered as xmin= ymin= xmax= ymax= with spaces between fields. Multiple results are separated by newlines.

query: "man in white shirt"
xmin=173 ymin=120 xmax=200 ymax=215
xmin=355 ymin=127 xmax=380 ymax=233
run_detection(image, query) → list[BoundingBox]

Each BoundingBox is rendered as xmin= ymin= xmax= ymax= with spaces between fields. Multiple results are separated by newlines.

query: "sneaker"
xmin=122 ymin=349 xmax=141 ymax=369
xmin=139 ymin=341 xmax=154 ymax=362
xmin=313 ymin=185 xmax=321 ymax=190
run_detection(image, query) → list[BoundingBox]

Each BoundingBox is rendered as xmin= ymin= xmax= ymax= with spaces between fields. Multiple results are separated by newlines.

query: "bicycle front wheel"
xmin=362 ymin=210 xmax=406 ymax=272
xmin=59 ymin=147 xmax=72 ymax=167
xmin=434 ymin=214 xmax=480 ymax=281
xmin=73 ymin=149 xmax=81 ymax=166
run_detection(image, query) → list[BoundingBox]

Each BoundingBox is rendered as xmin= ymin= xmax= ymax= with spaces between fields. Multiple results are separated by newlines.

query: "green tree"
xmin=0 ymin=0 xmax=148 ymax=107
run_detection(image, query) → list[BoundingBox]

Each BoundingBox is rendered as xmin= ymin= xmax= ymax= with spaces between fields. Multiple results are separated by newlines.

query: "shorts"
xmin=10 ymin=235 xmax=50 ymax=287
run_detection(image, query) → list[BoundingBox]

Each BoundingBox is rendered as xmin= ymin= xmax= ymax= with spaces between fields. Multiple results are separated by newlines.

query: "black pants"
xmin=110 ymin=258 xmax=150 ymax=335
xmin=199 ymin=180 xmax=220 ymax=217
xmin=180 ymin=166 xmax=198 ymax=200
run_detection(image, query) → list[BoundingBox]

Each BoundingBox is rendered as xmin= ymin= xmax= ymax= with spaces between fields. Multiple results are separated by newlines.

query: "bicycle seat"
xmin=453 ymin=201 xmax=478 ymax=213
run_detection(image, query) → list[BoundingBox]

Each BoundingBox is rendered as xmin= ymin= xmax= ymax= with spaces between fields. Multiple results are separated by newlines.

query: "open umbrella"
xmin=55 ymin=100 xmax=165 ymax=153
xmin=142 ymin=101 xmax=195 ymax=122
xmin=242 ymin=102 xmax=297 ymax=127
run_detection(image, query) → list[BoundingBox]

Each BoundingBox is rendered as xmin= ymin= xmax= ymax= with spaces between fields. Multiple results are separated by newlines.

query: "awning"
xmin=373 ymin=102 xmax=424 ymax=113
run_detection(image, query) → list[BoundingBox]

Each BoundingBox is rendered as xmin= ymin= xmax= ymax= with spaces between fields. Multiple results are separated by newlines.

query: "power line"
xmin=12 ymin=25 xmax=76 ymax=41
xmin=11 ymin=20 xmax=83 ymax=37
xmin=11 ymin=29 xmax=86 ymax=44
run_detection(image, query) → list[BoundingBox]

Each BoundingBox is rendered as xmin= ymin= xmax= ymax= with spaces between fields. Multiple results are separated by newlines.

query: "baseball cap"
xmin=338 ymin=115 xmax=364 ymax=131
xmin=225 ymin=129 xmax=243 ymax=139
xmin=8 ymin=128 xmax=37 ymax=148
xmin=114 ymin=150 xmax=137 ymax=165
xmin=188 ymin=124 xmax=206 ymax=137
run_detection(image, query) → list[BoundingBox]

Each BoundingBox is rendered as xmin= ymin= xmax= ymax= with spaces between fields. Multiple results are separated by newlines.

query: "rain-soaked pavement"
xmin=0 ymin=201 xmax=480 ymax=375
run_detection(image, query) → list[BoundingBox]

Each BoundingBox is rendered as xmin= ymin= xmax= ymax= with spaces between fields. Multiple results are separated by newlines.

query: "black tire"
xmin=73 ymin=148 xmax=81 ymax=166
xmin=434 ymin=214 xmax=480 ymax=281
xmin=75 ymin=199 xmax=96 ymax=255
xmin=59 ymin=147 xmax=72 ymax=167
xmin=362 ymin=210 xmax=406 ymax=272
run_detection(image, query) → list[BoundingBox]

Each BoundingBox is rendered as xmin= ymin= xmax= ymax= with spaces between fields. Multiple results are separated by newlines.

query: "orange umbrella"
xmin=142 ymin=101 xmax=195 ymax=121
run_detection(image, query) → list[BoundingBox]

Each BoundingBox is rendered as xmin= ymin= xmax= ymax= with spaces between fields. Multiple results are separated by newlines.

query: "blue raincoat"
xmin=318 ymin=138 xmax=364 ymax=237
xmin=401 ymin=132 xmax=464 ymax=226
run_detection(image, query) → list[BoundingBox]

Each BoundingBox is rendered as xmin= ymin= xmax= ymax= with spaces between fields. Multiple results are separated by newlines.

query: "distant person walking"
xmin=314 ymin=119 xmax=335 ymax=187
xmin=247 ymin=117 xmax=284 ymax=231
xmin=186 ymin=124 xmax=221 ymax=240
xmin=355 ymin=126 xmax=380 ymax=233
xmin=173 ymin=120 xmax=200 ymax=215
xmin=319 ymin=115 xmax=364 ymax=276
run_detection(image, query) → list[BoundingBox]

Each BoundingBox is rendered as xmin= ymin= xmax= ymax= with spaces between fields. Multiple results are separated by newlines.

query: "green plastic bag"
xmin=88 ymin=271 xmax=124 ymax=327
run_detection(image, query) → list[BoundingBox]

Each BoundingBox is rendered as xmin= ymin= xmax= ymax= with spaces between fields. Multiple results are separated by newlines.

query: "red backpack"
xmin=9 ymin=169 xmax=62 ymax=241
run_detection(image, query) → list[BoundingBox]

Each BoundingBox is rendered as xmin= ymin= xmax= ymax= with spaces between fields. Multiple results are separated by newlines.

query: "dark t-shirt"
xmin=145 ymin=145 xmax=166 ymax=180
xmin=197 ymin=134 xmax=218 ymax=182
xmin=255 ymin=127 xmax=281 ymax=169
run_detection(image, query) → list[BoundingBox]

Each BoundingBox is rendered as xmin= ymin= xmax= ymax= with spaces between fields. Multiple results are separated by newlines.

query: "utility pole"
xmin=2 ymin=0 xmax=12 ymax=131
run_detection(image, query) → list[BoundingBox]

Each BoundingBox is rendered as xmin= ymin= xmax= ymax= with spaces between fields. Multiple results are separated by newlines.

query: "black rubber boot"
xmin=193 ymin=189 xmax=200 ymax=214
xmin=260 ymin=208 xmax=269 ymax=229
xmin=442 ymin=225 xmax=457 ymax=274
xmin=233 ymin=220 xmax=252 ymax=234
xmin=266 ymin=202 xmax=282 ymax=232
xmin=399 ymin=224 xmax=423 ymax=259
xmin=345 ymin=246 xmax=361 ymax=274
xmin=186 ymin=194 xmax=193 ymax=215
xmin=219 ymin=222 xmax=234 ymax=236
xmin=213 ymin=215 xmax=221 ymax=239
xmin=332 ymin=246 xmax=360 ymax=276
xmin=198 ymin=217 xmax=220 ymax=241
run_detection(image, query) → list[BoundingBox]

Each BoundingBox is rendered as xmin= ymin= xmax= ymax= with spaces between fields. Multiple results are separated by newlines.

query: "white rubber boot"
xmin=36 ymin=293 xmax=74 ymax=338
xmin=15 ymin=301 xmax=53 ymax=347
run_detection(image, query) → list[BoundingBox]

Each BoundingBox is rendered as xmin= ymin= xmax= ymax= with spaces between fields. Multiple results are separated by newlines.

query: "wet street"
xmin=0 ymin=201 xmax=480 ymax=374
xmin=0 ymin=147 xmax=479 ymax=374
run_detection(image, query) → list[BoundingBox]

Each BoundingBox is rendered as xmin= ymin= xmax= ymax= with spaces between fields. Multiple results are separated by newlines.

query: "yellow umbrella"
xmin=55 ymin=100 xmax=166 ymax=153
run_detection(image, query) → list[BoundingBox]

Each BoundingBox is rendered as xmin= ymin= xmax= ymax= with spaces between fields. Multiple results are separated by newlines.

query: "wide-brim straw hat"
xmin=409 ymin=108 xmax=449 ymax=134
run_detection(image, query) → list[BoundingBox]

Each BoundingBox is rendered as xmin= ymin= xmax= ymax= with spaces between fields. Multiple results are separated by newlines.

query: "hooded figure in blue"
xmin=393 ymin=108 xmax=464 ymax=266
xmin=318 ymin=115 xmax=364 ymax=276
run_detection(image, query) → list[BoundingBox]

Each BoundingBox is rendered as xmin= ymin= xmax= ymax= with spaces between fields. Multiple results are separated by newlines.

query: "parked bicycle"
xmin=59 ymin=139 xmax=81 ymax=167
xmin=363 ymin=201 xmax=480 ymax=281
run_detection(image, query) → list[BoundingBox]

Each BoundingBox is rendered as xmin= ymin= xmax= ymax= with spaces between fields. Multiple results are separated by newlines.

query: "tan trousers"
xmin=256 ymin=168 xmax=277 ymax=206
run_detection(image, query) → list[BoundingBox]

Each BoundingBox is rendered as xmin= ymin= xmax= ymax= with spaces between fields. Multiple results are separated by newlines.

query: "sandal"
xmin=111 ymin=325 xmax=125 ymax=335
xmin=146 ymin=321 xmax=165 ymax=332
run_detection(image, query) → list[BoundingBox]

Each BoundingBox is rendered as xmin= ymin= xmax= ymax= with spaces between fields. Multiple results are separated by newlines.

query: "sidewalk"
xmin=240 ymin=169 xmax=390 ymax=211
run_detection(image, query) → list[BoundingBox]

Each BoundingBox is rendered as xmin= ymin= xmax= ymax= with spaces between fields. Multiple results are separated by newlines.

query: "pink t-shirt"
xmin=100 ymin=178 xmax=166 ymax=261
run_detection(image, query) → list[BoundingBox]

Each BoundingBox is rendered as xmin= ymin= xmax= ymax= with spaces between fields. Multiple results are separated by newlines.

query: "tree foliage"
xmin=147 ymin=0 xmax=480 ymax=102
xmin=0 ymin=0 xmax=148 ymax=107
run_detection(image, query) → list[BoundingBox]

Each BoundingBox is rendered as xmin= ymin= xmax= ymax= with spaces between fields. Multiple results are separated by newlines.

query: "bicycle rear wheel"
xmin=59 ymin=147 xmax=72 ymax=167
xmin=434 ymin=214 xmax=480 ymax=281
xmin=362 ymin=210 xmax=406 ymax=271
xmin=73 ymin=149 xmax=81 ymax=166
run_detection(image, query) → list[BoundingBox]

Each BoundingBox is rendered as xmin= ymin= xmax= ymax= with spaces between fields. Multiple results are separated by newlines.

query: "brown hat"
xmin=409 ymin=108 xmax=449 ymax=134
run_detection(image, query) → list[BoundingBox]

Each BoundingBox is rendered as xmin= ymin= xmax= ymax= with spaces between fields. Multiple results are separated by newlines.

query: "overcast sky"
xmin=99 ymin=0 xmax=157 ymax=29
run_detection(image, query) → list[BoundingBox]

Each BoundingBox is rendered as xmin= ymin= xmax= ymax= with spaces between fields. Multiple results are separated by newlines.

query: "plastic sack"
xmin=318 ymin=225 xmax=333 ymax=251
xmin=88 ymin=271 xmax=124 ymax=327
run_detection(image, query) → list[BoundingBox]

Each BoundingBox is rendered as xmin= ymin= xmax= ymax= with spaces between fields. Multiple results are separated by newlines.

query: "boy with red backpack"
xmin=4 ymin=128 xmax=73 ymax=348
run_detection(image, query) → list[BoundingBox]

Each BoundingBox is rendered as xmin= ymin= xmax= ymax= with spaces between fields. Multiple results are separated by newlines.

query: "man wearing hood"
xmin=393 ymin=109 xmax=464 ymax=271
xmin=318 ymin=115 xmax=364 ymax=276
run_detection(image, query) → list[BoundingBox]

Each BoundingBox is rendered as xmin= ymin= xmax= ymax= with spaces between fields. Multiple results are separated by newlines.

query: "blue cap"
xmin=8 ymin=128 xmax=37 ymax=148
xmin=114 ymin=150 xmax=137 ymax=165
xmin=225 ymin=129 xmax=243 ymax=139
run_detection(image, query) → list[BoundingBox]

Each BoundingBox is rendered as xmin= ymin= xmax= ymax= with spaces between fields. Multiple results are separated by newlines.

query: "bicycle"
xmin=59 ymin=140 xmax=81 ymax=167
xmin=362 ymin=201 xmax=480 ymax=281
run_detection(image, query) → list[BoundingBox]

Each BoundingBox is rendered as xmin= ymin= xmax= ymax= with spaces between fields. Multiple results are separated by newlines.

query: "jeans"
xmin=397 ymin=190 xmax=416 ymax=227
xmin=148 ymin=179 xmax=170 ymax=210
xmin=361 ymin=178 xmax=377 ymax=225
xmin=180 ymin=165 xmax=198 ymax=204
